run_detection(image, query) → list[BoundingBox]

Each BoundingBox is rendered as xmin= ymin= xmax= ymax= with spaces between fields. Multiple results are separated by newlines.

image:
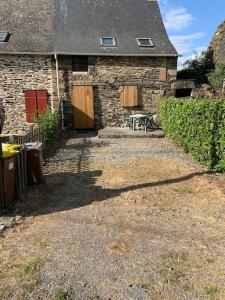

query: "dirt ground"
xmin=0 ymin=131 xmax=225 ymax=300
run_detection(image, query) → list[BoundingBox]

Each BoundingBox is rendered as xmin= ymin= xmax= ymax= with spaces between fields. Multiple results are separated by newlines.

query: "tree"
xmin=177 ymin=49 xmax=215 ymax=84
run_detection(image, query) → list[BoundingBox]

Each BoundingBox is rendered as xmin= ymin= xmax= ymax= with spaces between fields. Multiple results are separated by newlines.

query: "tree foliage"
xmin=177 ymin=50 xmax=215 ymax=84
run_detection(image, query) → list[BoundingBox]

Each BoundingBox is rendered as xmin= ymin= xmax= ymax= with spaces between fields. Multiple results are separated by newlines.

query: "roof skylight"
xmin=100 ymin=37 xmax=116 ymax=47
xmin=0 ymin=32 xmax=10 ymax=43
xmin=137 ymin=38 xmax=154 ymax=47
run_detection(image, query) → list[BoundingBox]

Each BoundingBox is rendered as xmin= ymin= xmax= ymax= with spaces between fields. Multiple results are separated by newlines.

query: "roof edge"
xmin=0 ymin=51 xmax=179 ymax=57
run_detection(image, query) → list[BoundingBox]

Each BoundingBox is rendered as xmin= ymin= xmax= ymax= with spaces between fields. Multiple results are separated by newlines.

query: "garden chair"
xmin=122 ymin=116 xmax=132 ymax=128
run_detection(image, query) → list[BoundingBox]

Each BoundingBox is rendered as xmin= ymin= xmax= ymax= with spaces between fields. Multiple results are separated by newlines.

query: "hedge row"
xmin=159 ymin=97 xmax=225 ymax=171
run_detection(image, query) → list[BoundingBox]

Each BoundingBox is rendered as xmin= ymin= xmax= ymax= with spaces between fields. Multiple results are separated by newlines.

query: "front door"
xmin=72 ymin=85 xmax=94 ymax=129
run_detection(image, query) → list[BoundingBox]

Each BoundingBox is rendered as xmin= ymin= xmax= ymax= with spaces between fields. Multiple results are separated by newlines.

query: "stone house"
xmin=0 ymin=0 xmax=178 ymax=134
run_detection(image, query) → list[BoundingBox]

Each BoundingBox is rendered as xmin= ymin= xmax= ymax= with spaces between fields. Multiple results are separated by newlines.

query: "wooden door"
xmin=72 ymin=86 xmax=94 ymax=129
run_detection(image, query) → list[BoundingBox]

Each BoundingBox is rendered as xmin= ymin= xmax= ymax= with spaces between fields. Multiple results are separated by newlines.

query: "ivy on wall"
xmin=208 ymin=63 xmax=225 ymax=89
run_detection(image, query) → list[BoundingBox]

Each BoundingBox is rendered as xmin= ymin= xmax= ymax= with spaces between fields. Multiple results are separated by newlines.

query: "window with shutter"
xmin=24 ymin=90 xmax=48 ymax=123
xmin=24 ymin=90 xmax=37 ymax=123
xmin=122 ymin=86 xmax=139 ymax=107
xmin=159 ymin=68 xmax=167 ymax=81
xmin=36 ymin=90 xmax=48 ymax=114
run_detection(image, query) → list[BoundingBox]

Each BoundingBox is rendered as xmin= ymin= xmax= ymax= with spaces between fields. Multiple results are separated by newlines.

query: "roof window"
xmin=0 ymin=32 xmax=10 ymax=43
xmin=137 ymin=38 xmax=154 ymax=47
xmin=100 ymin=37 xmax=116 ymax=47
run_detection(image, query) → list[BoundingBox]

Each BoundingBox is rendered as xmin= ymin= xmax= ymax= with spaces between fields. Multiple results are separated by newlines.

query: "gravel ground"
xmin=45 ymin=131 xmax=200 ymax=168
xmin=0 ymin=131 xmax=225 ymax=300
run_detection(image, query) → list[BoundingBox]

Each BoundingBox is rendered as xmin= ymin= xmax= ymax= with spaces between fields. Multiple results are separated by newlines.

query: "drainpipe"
xmin=54 ymin=53 xmax=65 ymax=129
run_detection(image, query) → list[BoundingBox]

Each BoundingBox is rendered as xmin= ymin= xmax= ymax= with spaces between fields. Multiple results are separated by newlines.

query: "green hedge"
xmin=160 ymin=98 xmax=225 ymax=171
xmin=215 ymin=101 xmax=225 ymax=171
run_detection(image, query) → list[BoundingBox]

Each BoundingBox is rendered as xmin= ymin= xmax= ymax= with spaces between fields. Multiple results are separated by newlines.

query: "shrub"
xmin=160 ymin=97 xmax=225 ymax=171
xmin=208 ymin=63 xmax=225 ymax=89
xmin=35 ymin=108 xmax=60 ymax=143
xmin=215 ymin=100 xmax=225 ymax=171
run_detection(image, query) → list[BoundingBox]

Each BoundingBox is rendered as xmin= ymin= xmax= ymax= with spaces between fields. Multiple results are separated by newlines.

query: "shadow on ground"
xmin=16 ymin=131 xmax=214 ymax=217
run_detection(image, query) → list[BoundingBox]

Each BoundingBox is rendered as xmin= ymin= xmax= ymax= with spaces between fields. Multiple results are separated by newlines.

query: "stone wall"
xmin=55 ymin=56 xmax=177 ymax=128
xmin=0 ymin=54 xmax=53 ymax=134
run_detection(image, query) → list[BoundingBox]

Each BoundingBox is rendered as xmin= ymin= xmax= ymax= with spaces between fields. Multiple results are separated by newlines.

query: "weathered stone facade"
xmin=0 ymin=54 xmax=53 ymax=134
xmin=55 ymin=56 xmax=177 ymax=128
xmin=0 ymin=54 xmax=177 ymax=133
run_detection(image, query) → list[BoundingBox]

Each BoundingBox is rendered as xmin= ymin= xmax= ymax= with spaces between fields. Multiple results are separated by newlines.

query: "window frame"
xmin=137 ymin=38 xmax=154 ymax=48
xmin=100 ymin=37 xmax=117 ymax=47
xmin=72 ymin=56 xmax=89 ymax=72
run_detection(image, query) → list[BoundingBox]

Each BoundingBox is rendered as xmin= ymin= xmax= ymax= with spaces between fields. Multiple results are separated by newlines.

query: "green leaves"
xmin=160 ymin=97 xmax=225 ymax=171
xmin=35 ymin=108 xmax=60 ymax=143
xmin=177 ymin=49 xmax=214 ymax=84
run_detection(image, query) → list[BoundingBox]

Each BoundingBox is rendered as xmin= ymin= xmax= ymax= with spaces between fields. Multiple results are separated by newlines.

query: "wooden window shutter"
xmin=36 ymin=90 xmax=48 ymax=114
xmin=159 ymin=68 xmax=167 ymax=81
xmin=24 ymin=90 xmax=37 ymax=123
xmin=122 ymin=86 xmax=139 ymax=107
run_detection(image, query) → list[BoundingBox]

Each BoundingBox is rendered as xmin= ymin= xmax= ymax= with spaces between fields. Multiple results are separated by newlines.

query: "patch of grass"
xmin=17 ymin=257 xmax=45 ymax=293
xmin=54 ymin=290 xmax=68 ymax=300
xmin=182 ymin=284 xmax=194 ymax=292
xmin=22 ymin=282 xmax=37 ymax=292
xmin=205 ymin=286 xmax=219 ymax=298
xmin=159 ymin=252 xmax=188 ymax=285
xmin=160 ymin=252 xmax=188 ymax=262
xmin=206 ymin=257 xmax=215 ymax=264
xmin=182 ymin=187 xmax=194 ymax=194
xmin=160 ymin=268 xmax=185 ymax=285
xmin=173 ymin=187 xmax=194 ymax=194
xmin=39 ymin=241 xmax=48 ymax=249
xmin=138 ymin=282 xmax=152 ymax=290
xmin=22 ymin=257 xmax=45 ymax=275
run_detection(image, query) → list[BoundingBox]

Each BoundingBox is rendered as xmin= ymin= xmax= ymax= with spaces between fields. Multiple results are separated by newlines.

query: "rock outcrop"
xmin=210 ymin=20 xmax=225 ymax=64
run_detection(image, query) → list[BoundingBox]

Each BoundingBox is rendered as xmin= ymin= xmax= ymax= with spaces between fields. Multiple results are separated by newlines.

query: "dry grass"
xmin=0 ymin=136 xmax=225 ymax=299
xmin=106 ymin=241 xmax=135 ymax=256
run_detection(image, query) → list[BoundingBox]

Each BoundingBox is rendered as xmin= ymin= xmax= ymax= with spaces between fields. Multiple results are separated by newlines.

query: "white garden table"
xmin=129 ymin=114 xmax=147 ymax=131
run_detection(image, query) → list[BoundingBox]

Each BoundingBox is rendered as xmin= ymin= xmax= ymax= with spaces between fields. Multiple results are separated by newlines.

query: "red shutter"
xmin=24 ymin=90 xmax=37 ymax=123
xmin=36 ymin=90 xmax=48 ymax=114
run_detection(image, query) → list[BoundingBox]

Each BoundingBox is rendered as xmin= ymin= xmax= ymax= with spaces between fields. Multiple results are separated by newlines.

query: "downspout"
xmin=54 ymin=53 xmax=65 ymax=129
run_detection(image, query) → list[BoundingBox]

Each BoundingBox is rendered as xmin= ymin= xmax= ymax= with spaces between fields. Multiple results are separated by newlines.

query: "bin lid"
xmin=25 ymin=142 xmax=42 ymax=150
xmin=0 ymin=144 xmax=20 ymax=158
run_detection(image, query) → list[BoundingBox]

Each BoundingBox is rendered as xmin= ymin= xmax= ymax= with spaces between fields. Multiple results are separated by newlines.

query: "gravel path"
xmin=0 ymin=131 xmax=225 ymax=300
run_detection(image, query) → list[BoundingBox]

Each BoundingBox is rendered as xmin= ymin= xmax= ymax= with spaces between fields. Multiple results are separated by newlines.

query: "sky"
xmin=158 ymin=0 xmax=225 ymax=67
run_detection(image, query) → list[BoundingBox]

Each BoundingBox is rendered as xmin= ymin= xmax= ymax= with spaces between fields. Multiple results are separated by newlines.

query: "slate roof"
xmin=0 ymin=0 xmax=54 ymax=54
xmin=0 ymin=0 xmax=178 ymax=56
